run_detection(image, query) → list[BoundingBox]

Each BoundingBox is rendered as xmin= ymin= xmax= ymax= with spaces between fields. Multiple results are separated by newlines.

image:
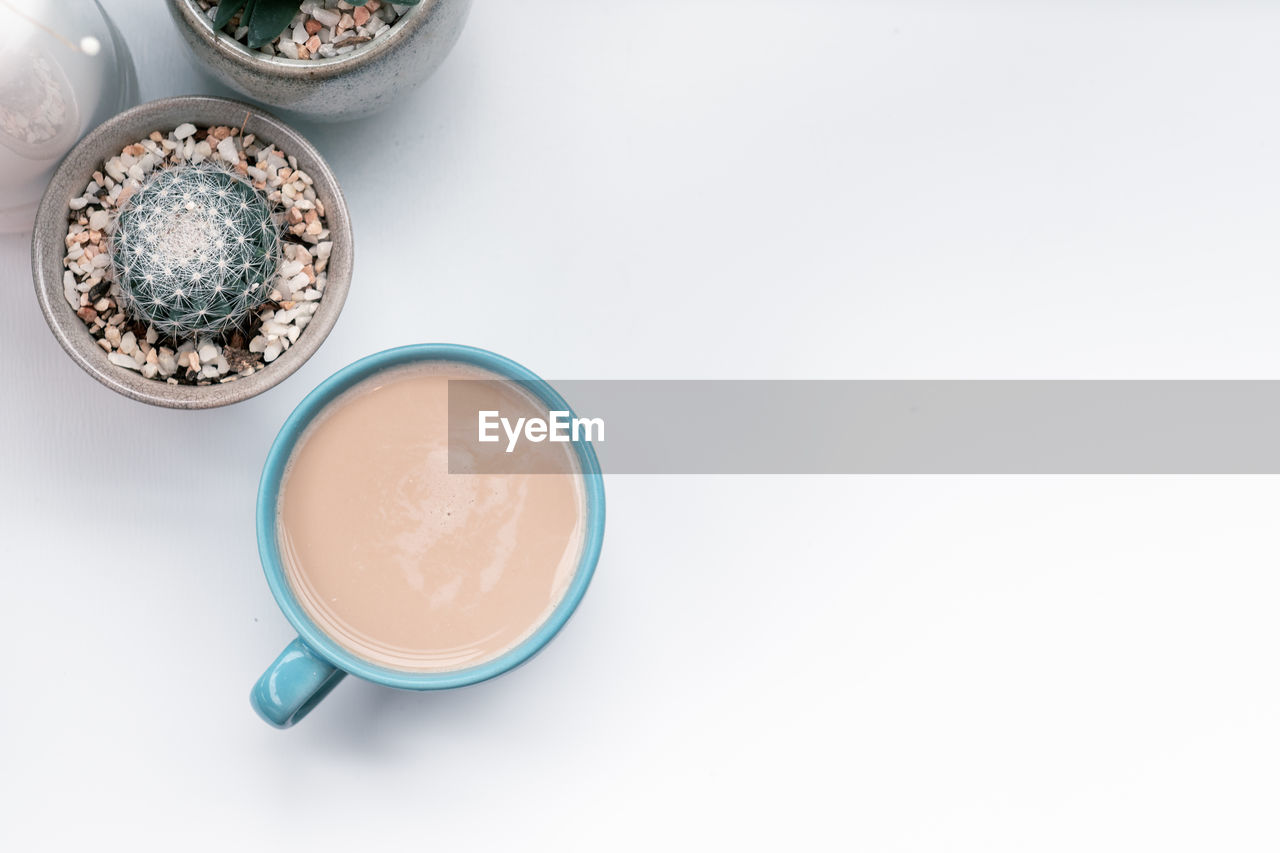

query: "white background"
xmin=3 ymin=1 xmax=1280 ymax=849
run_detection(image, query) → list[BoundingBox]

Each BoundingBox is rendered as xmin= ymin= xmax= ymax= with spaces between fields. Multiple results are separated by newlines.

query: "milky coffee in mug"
xmin=275 ymin=360 xmax=587 ymax=673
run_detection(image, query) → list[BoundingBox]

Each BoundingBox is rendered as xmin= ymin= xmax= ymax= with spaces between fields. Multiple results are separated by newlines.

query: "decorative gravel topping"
xmin=61 ymin=122 xmax=333 ymax=385
xmin=196 ymin=0 xmax=409 ymax=60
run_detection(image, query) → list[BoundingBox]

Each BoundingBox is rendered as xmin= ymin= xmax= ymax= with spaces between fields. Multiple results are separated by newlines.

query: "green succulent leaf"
xmin=245 ymin=0 xmax=301 ymax=49
xmin=212 ymin=0 xmax=247 ymax=31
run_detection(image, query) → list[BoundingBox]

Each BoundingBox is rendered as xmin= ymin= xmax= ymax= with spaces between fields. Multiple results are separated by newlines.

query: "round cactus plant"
xmin=110 ymin=163 xmax=280 ymax=340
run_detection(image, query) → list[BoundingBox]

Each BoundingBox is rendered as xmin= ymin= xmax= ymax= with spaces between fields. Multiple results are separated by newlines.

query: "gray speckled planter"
xmin=167 ymin=0 xmax=473 ymax=122
xmin=32 ymin=95 xmax=353 ymax=410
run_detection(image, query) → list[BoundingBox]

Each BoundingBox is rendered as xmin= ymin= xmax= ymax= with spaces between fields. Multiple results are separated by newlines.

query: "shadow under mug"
xmin=250 ymin=344 xmax=606 ymax=728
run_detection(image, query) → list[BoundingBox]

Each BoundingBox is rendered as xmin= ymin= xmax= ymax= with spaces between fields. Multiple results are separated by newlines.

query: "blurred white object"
xmin=0 ymin=0 xmax=137 ymax=234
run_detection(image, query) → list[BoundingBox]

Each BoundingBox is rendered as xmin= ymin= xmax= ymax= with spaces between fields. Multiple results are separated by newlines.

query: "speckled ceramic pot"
xmin=32 ymin=95 xmax=353 ymax=409
xmin=167 ymin=0 xmax=473 ymax=122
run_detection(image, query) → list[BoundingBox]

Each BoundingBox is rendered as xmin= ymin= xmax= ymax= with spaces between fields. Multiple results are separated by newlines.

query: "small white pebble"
xmin=173 ymin=123 xmax=197 ymax=140
xmin=311 ymin=7 xmax=341 ymax=27
xmin=108 ymin=352 xmax=141 ymax=371
xmin=217 ymin=137 xmax=240 ymax=164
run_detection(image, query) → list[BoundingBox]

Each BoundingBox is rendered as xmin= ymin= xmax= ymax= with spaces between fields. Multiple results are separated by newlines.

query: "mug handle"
xmin=251 ymin=637 xmax=346 ymax=728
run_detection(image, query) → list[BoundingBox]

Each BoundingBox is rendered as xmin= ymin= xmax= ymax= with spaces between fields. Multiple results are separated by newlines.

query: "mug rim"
xmin=255 ymin=343 xmax=606 ymax=690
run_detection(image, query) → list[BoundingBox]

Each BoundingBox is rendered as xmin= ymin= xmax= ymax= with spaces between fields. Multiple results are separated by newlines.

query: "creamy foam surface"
xmin=277 ymin=362 xmax=586 ymax=672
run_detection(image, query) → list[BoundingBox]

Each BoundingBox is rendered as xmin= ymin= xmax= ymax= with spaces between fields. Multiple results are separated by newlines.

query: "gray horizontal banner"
xmin=446 ymin=381 xmax=1280 ymax=474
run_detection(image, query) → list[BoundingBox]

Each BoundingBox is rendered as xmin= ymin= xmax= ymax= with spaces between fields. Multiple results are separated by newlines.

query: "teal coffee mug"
xmin=250 ymin=344 xmax=606 ymax=728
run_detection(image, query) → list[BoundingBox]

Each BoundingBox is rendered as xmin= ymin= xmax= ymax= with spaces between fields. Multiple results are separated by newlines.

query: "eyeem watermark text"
xmin=478 ymin=411 xmax=605 ymax=452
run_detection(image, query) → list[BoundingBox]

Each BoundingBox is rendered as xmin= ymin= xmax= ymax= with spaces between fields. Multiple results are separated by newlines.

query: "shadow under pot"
xmin=31 ymin=94 xmax=353 ymax=409
xmin=166 ymin=0 xmax=474 ymax=122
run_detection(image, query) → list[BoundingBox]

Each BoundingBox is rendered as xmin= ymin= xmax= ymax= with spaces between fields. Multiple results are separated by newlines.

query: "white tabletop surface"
xmin=4 ymin=1 xmax=1280 ymax=849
